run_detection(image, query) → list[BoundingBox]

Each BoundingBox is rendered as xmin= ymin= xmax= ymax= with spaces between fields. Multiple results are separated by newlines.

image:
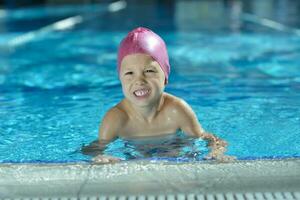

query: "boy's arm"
xmin=175 ymin=99 xmax=232 ymax=160
xmin=98 ymin=106 xmax=126 ymax=142
xmin=176 ymin=99 xmax=217 ymax=140
xmin=82 ymin=107 xmax=126 ymax=159
xmin=92 ymin=106 xmax=127 ymax=163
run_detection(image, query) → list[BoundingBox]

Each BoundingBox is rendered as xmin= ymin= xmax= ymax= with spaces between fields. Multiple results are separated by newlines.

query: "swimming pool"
xmin=0 ymin=0 xmax=300 ymax=198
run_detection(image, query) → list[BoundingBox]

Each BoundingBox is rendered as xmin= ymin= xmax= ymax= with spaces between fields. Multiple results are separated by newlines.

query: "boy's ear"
xmin=164 ymin=78 xmax=168 ymax=85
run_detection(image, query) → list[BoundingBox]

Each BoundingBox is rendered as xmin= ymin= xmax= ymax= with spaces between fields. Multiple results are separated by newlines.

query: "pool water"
xmin=0 ymin=2 xmax=300 ymax=163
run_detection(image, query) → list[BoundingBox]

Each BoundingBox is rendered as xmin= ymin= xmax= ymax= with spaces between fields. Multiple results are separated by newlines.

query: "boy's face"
xmin=120 ymin=53 xmax=166 ymax=107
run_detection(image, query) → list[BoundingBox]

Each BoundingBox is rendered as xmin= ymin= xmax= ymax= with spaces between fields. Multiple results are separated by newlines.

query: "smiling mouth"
xmin=133 ymin=88 xmax=151 ymax=98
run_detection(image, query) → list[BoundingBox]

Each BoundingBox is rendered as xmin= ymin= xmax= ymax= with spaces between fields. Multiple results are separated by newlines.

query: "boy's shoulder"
xmin=99 ymin=105 xmax=129 ymax=141
xmin=163 ymin=92 xmax=190 ymax=110
xmin=103 ymin=104 xmax=128 ymax=125
xmin=164 ymin=93 xmax=199 ymax=131
xmin=163 ymin=92 xmax=196 ymax=121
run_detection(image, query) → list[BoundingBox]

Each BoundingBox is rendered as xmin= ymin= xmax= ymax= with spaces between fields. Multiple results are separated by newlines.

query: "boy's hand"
xmin=205 ymin=152 xmax=236 ymax=162
xmin=208 ymin=137 xmax=228 ymax=147
xmin=205 ymin=138 xmax=236 ymax=162
xmin=92 ymin=155 xmax=121 ymax=164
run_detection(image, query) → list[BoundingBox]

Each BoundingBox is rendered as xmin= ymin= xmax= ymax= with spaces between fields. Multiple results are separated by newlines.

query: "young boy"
xmin=83 ymin=27 xmax=234 ymax=163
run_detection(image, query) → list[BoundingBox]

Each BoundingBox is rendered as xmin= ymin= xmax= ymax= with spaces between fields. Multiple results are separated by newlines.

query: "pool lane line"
xmin=7 ymin=15 xmax=83 ymax=48
xmin=242 ymin=12 xmax=300 ymax=36
xmin=4 ymin=0 xmax=126 ymax=49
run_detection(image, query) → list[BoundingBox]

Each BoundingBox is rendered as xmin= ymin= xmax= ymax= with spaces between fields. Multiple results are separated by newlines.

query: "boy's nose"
xmin=135 ymin=74 xmax=147 ymax=85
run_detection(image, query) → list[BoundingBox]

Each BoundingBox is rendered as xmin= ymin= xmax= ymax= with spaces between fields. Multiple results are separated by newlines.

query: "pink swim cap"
xmin=117 ymin=27 xmax=170 ymax=84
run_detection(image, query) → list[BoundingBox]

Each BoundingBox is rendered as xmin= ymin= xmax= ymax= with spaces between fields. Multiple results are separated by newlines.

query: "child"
xmin=82 ymin=27 xmax=234 ymax=163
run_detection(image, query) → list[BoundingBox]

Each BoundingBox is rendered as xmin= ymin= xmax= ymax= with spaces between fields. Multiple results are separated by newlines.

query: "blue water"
xmin=0 ymin=3 xmax=300 ymax=163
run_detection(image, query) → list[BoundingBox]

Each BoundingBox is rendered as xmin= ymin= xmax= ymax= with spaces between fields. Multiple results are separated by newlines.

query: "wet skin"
xmin=82 ymin=53 xmax=235 ymax=163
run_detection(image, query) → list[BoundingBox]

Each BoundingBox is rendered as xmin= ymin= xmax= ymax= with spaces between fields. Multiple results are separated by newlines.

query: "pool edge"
xmin=0 ymin=158 xmax=300 ymax=198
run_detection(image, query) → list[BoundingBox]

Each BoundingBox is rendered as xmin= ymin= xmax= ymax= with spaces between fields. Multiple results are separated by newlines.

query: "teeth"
xmin=134 ymin=89 xmax=149 ymax=97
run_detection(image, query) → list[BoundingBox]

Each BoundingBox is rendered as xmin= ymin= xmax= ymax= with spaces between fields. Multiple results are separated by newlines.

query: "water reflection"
xmin=82 ymin=131 xmax=209 ymax=161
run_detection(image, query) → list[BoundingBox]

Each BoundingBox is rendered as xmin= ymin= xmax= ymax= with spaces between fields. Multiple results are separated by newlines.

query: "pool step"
xmin=2 ymin=192 xmax=300 ymax=200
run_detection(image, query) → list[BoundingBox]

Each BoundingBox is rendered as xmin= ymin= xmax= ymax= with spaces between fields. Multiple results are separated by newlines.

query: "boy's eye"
xmin=145 ymin=69 xmax=155 ymax=73
xmin=125 ymin=71 xmax=133 ymax=75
